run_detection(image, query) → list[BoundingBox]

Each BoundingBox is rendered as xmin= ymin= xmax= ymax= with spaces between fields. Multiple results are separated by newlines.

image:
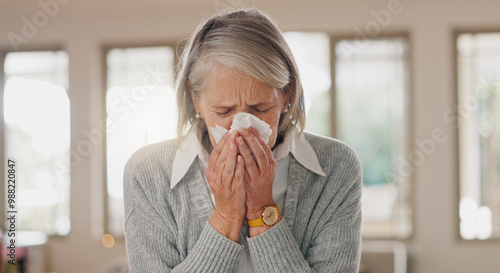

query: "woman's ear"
xmin=187 ymin=81 xmax=201 ymax=117
xmin=281 ymin=85 xmax=292 ymax=113
xmin=282 ymin=95 xmax=290 ymax=113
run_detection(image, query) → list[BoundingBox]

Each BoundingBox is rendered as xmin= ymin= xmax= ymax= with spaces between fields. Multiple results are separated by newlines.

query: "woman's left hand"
xmin=236 ymin=127 xmax=277 ymax=221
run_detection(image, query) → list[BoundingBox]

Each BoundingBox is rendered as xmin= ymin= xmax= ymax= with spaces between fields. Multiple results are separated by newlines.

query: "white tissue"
xmin=209 ymin=113 xmax=272 ymax=144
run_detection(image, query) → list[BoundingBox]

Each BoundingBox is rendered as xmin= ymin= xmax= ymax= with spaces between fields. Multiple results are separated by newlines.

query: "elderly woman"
xmin=124 ymin=9 xmax=362 ymax=273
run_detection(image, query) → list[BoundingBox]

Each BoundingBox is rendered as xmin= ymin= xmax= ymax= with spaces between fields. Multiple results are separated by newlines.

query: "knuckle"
xmin=233 ymin=174 xmax=242 ymax=182
xmin=224 ymin=167 xmax=234 ymax=176
xmin=218 ymin=155 xmax=227 ymax=164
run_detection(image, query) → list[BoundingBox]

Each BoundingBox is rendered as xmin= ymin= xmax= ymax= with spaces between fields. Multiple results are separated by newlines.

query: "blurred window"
xmin=3 ymin=51 xmax=70 ymax=236
xmin=457 ymin=32 xmax=500 ymax=240
xmin=283 ymin=32 xmax=332 ymax=136
xmin=105 ymin=46 xmax=176 ymax=236
xmin=335 ymin=38 xmax=411 ymax=239
xmin=285 ymin=33 xmax=412 ymax=239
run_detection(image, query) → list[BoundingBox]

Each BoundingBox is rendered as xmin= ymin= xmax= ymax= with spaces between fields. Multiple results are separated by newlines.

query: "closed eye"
xmin=215 ymin=108 xmax=232 ymax=116
xmin=253 ymin=106 xmax=272 ymax=113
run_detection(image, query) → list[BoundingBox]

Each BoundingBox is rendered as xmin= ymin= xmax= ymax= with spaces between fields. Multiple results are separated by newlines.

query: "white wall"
xmin=1 ymin=0 xmax=499 ymax=272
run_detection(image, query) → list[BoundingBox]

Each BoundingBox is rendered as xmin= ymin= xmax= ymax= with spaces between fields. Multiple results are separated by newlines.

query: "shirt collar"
xmin=170 ymin=127 xmax=326 ymax=189
xmin=273 ymin=128 xmax=326 ymax=177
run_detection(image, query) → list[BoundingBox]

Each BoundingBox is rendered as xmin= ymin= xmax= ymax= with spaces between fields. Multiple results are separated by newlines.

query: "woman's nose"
xmin=234 ymin=108 xmax=251 ymax=115
xmin=234 ymin=111 xmax=247 ymax=116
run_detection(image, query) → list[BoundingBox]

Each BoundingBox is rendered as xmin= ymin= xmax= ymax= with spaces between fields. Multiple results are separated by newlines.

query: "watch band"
xmin=247 ymin=205 xmax=280 ymax=227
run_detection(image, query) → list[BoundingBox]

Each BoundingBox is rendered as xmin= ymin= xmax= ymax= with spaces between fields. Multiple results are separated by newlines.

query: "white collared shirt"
xmin=170 ymin=127 xmax=326 ymax=272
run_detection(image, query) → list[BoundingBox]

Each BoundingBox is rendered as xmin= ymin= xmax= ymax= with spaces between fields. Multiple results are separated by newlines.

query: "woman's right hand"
xmin=206 ymin=130 xmax=246 ymax=242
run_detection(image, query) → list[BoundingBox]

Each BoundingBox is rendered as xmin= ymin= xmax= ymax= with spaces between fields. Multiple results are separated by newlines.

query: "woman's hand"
xmin=206 ymin=130 xmax=246 ymax=242
xmin=236 ymin=127 xmax=277 ymax=224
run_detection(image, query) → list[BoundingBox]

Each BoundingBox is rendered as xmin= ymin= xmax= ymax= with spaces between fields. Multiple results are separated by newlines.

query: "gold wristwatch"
xmin=247 ymin=205 xmax=280 ymax=227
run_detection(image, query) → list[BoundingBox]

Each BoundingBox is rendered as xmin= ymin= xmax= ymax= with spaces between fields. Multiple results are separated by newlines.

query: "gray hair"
xmin=175 ymin=9 xmax=305 ymax=144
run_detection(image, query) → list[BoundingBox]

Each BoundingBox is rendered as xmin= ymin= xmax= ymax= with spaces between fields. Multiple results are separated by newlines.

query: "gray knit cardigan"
xmin=123 ymin=132 xmax=362 ymax=273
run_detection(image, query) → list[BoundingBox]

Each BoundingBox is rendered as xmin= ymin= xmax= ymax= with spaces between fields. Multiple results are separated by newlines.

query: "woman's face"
xmin=192 ymin=67 xmax=289 ymax=148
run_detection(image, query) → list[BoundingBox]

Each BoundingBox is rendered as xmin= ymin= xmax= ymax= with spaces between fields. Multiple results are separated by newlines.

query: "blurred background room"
xmin=0 ymin=0 xmax=499 ymax=272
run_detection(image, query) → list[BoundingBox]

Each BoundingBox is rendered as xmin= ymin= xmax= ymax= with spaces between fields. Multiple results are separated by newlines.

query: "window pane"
xmin=335 ymin=38 xmax=411 ymax=238
xmin=283 ymin=32 xmax=332 ymax=136
xmin=106 ymin=46 xmax=176 ymax=236
xmin=457 ymin=33 xmax=500 ymax=240
xmin=3 ymin=51 xmax=70 ymax=236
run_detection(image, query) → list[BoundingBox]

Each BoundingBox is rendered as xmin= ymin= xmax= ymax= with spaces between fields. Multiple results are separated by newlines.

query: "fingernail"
xmin=231 ymin=130 xmax=238 ymax=137
xmin=241 ymin=128 xmax=249 ymax=135
xmin=237 ymin=155 xmax=242 ymax=162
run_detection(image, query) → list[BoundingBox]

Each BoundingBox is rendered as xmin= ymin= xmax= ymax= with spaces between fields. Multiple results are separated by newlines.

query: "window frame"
xmin=454 ymin=28 xmax=500 ymax=242
xmin=330 ymin=32 xmax=414 ymax=240
xmin=101 ymin=41 xmax=181 ymax=238
xmin=0 ymin=46 xmax=70 ymax=237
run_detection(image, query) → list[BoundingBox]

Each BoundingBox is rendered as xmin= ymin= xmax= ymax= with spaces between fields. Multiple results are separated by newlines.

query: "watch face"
xmin=262 ymin=206 xmax=278 ymax=226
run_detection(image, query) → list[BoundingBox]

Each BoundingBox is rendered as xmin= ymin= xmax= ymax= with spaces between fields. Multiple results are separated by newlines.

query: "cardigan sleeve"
xmin=247 ymin=145 xmax=363 ymax=273
xmin=123 ymin=154 xmax=244 ymax=273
